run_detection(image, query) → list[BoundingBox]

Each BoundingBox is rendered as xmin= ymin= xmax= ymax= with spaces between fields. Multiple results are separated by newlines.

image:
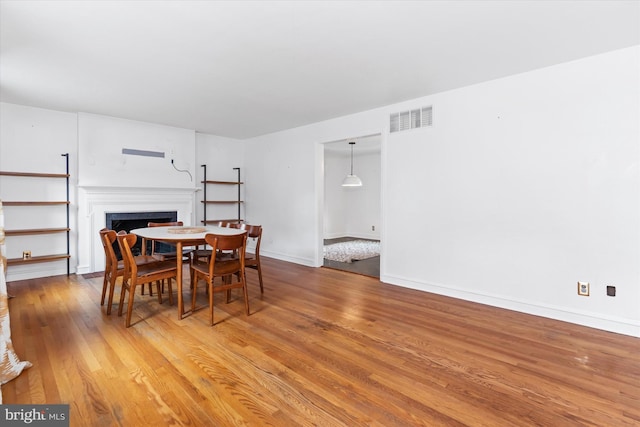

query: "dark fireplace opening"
xmin=106 ymin=211 xmax=177 ymax=259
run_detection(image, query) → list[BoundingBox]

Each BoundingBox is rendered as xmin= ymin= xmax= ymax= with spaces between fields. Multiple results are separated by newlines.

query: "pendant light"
xmin=342 ymin=141 xmax=363 ymax=187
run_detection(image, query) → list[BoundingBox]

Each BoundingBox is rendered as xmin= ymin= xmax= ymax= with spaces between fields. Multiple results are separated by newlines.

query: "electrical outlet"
xmin=372 ymin=225 xmax=375 ymax=231
xmin=577 ymin=281 xmax=590 ymax=296
xmin=606 ymin=285 xmax=616 ymax=297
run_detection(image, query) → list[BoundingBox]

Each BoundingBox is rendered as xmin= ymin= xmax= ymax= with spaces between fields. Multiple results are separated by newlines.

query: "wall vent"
xmin=390 ymin=106 xmax=432 ymax=133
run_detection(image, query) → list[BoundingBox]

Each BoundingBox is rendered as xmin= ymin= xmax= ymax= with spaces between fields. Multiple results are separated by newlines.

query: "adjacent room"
xmin=323 ymin=134 xmax=381 ymax=277
xmin=1 ymin=1 xmax=639 ymax=425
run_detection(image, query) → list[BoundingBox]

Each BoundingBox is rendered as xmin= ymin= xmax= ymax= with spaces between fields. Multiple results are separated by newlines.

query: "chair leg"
xmin=209 ymin=280 xmax=215 ymax=326
xmin=191 ymin=269 xmax=199 ymax=312
xmin=241 ymin=271 xmax=250 ymax=316
xmin=101 ymin=273 xmax=108 ymax=305
xmin=125 ymin=283 xmax=137 ymax=328
xmin=106 ymin=275 xmax=118 ymax=315
xmin=256 ymin=262 xmax=264 ymax=293
xmin=117 ymin=280 xmax=128 ymax=317
xmin=156 ymin=281 xmax=163 ymax=304
xmin=167 ymin=278 xmax=174 ymax=306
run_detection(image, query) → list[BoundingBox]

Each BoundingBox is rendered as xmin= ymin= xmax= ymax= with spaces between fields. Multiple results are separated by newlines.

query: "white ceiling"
xmin=1 ymin=1 xmax=638 ymax=140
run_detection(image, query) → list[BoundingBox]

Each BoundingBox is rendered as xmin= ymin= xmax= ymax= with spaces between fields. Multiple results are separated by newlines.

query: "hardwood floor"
xmin=3 ymin=257 xmax=639 ymax=426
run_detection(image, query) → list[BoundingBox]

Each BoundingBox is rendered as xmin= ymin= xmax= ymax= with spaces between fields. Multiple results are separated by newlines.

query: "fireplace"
xmin=106 ymin=211 xmax=177 ymax=259
xmin=77 ymin=185 xmax=197 ymax=274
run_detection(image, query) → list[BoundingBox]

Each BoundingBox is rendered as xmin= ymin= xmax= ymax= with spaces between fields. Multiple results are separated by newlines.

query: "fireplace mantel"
xmin=79 ymin=185 xmax=201 ymax=193
xmin=77 ymin=185 xmax=199 ymax=274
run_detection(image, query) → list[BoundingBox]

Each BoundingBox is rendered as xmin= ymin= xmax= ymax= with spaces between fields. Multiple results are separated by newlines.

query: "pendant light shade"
xmin=342 ymin=174 xmax=363 ymax=187
xmin=342 ymin=141 xmax=363 ymax=187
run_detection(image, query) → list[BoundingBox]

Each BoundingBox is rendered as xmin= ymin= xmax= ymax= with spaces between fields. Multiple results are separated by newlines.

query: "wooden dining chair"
xmin=117 ymin=233 xmax=178 ymax=327
xmin=144 ymin=221 xmax=194 ymax=296
xmin=190 ymin=232 xmax=249 ymax=326
xmin=99 ymin=228 xmax=161 ymax=315
xmin=99 ymin=227 xmax=111 ymax=307
xmin=147 ymin=221 xmax=186 ymax=261
xmin=239 ymin=223 xmax=264 ymax=293
xmin=191 ymin=221 xmax=241 ymax=263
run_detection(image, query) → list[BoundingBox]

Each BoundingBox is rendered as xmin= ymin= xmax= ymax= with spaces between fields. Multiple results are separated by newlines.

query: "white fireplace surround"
xmin=77 ymin=186 xmax=198 ymax=274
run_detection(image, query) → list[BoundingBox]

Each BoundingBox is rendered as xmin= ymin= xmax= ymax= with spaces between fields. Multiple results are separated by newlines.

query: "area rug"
xmin=323 ymin=240 xmax=380 ymax=263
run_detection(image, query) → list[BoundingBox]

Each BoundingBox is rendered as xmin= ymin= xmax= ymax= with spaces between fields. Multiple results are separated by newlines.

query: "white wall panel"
xmin=244 ymin=46 xmax=640 ymax=336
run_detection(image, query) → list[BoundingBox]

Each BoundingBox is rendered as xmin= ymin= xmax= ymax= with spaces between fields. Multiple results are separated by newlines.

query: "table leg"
xmin=177 ymin=241 xmax=183 ymax=319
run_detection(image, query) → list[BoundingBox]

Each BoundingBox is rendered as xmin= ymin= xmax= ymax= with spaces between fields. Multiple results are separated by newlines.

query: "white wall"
xmin=324 ymin=148 xmax=381 ymax=240
xmin=76 ymin=114 xmax=199 ymax=274
xmin=323 ymin=149 xmax=348 ymax=238
xmin=195 ymin=133 xmax=245 ymax=225
xmin=78 ymin=113 xmax=196 ymax=189
xmin=0 ymin=108 xmax=206 ymax=278
xmin=346 ymin=150 xmax=381 ymax=240
xmin=245 ymin=46 xmax=640 ymax=336
xmin=384 ymin=46 xmax=639 ymax=336
xmin=0 ymin=103 xmax=78 ymax=281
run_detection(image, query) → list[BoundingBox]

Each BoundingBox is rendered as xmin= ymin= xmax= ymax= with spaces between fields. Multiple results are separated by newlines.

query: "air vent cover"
xmin=390 ymin=106 xmax=432 ymax=133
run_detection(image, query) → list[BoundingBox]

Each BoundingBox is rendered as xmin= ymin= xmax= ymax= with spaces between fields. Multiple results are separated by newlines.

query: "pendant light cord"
xmin=350 ymin=143 xmax=354 ymax=174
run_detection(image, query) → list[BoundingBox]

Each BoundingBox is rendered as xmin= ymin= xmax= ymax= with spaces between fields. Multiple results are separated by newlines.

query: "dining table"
xmin=130 ymin=225 xmax=245 ymax=319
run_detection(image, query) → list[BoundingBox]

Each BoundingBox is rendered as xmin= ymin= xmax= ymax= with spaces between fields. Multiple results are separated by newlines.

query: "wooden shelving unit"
xmin=5 ymin=227 xmax=70 ymax=236
xmin=2 ymin=201 xmax=69 ymax=206
xmin=200 ymin=165 xmax=243 ymax=225
xmin=0 ymin=153 xmax=71 ymax=275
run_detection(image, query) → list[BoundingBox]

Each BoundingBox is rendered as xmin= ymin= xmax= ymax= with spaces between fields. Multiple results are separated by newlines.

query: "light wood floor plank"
xmin=2 ymin=257 xmax=639 ymax=426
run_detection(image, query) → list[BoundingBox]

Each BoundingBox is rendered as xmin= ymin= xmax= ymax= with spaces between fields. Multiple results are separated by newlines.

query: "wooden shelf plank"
xmin=2 ymin=201 xmax=70 ymax=206
xmin=201 ymin=219 xmax=243 ymax=225
xmin=5 ymin=228 xmax=70 ymax=236
xmin=0 ymin=171 xmax=69 ymax=178
xmin=201 ymin=180 xmax=243 ymax=185
xmin=201 ymin=201 xmax=243 ymax=204
xmin=6 ymin=254 xmax=70 ymax=266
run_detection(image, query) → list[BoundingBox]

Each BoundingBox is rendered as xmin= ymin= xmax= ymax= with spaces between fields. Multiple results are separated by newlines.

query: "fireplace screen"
xmin=105 ymin=211 xmax=177 ymax=259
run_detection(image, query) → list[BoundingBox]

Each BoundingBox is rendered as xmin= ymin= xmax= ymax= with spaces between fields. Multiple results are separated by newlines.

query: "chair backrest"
xmin=100 ymin=228 xmax=118 ymax=273
xmin=204 ymin=232 xmax=247 ymax=275
xmin=116 ymin=233 xmax=139 ymax=280
xmin=240 ymin=223 xmax=262 ymax=255
xmin=148 ymin=221 xmax=183 ymax=227
xmin=216 ymin=221 xmax=241 ymax=228
xmin=147 ymin=221 xmax=183 ymax=254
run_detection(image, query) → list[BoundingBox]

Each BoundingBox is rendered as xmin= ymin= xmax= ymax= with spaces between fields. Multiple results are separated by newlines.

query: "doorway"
xmin=321 ymin=134 xmax=381 ymax=278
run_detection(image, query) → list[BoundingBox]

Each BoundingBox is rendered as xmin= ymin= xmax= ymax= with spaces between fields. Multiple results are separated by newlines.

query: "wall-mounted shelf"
xmin=202 ymin=200 xmax=243 ymax=204
xmin=200 ymin=166 xmax=243 ymax=225
xmin=5 ymin=228 xmax=70 ymax=236
xmin=2 ymin=201 xmax=70 ymax=206
xmin=6 ymin=254 xmax=70 ymax=266
xmin=0 ymin=154 xmax=71 ymax=275
xmin=0 ymin=171 xmax=69 ymax=179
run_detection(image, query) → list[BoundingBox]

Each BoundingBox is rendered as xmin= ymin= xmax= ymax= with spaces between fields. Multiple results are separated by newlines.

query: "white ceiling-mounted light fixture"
xmin=342 ymin=141 xmax=363 ymax=187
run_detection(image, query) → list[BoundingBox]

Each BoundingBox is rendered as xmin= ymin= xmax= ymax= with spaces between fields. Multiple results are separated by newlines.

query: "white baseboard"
xmin=260 ymin=250 xmax=318 ymax=267
xmin=380 ymin=273 xmax=640 ymax=338
xmin=77 ymin=264 xmax=92 ymax=275
xmin=324 ymin=233 xmax=380 ymax=241
xmin=6 ymin=265 xmax=73 ymax=282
